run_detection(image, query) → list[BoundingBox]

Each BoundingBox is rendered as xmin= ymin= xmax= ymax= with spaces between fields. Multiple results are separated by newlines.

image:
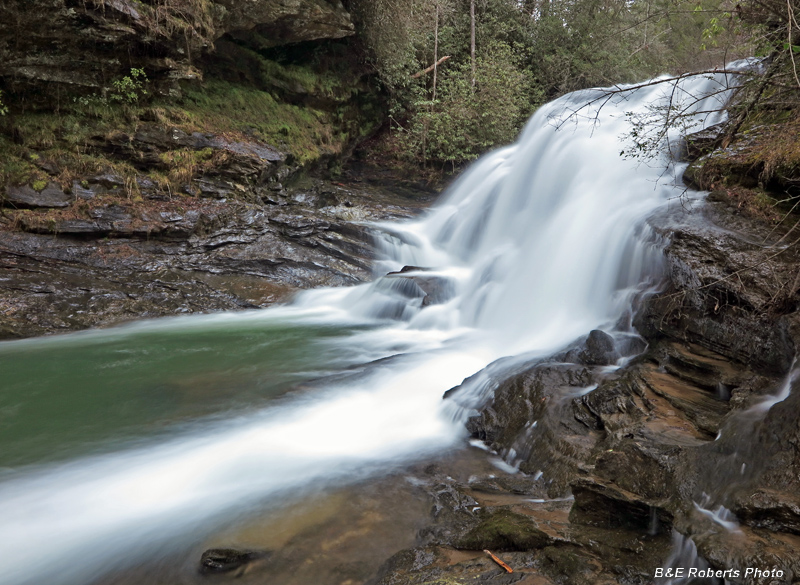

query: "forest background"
xmin=348 ymin=0 xmax=799 ymax=168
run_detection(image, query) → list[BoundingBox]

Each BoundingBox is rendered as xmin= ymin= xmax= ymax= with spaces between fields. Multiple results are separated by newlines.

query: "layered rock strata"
xmin=370 ymin=198 xmax=800 ymax=584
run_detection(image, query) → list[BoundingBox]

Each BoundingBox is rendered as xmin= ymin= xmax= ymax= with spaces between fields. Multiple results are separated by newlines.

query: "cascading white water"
xmin=0 ymin=70 xmax=739 ymax=585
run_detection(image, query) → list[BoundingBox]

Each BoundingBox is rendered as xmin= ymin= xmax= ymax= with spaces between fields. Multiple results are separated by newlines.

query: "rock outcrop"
xmin=0 ymin=0 xmax=354 ymax=100
xmin=215 ymin=0 xmax=353 ymax=47
xmin=0 ymin=0 xmax=388 ymax=316
xmin=365 ymin=196 xmax=800 ymax=584
xmin=0 ymin=175 xmax=433 ymax=339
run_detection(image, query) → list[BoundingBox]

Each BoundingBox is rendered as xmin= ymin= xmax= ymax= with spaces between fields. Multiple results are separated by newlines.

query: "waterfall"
xmin=0 ymin=69 xmax=739 ymax=585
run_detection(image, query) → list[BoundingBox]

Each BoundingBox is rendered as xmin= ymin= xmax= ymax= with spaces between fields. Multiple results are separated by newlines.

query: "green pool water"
xmin=0 ymin=315 xmax=365 ymax=469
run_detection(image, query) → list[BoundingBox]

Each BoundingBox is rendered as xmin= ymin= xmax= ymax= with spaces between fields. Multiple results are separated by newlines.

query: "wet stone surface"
xmin=0 ymin=177 xmax=435 ymax=339
xmin=366 ymin=197 xmax=800 ymax=585
xmin=4 ymin=159 xmax=800 ymax=585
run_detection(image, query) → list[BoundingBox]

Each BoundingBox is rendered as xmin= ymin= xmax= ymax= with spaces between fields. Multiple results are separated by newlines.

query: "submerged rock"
xmin=386 ymin=266 xmax=455 ymax=307
xmin=200 ymin=548 xmax=267 ymax=574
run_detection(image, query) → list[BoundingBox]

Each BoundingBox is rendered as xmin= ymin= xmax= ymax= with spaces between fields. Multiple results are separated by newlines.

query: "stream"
xmin=0 ymin=68 xmax=739 ymax=585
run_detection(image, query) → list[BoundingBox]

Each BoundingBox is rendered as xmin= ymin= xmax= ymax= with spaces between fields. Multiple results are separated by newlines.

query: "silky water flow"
xmin=0 ymin=69 xmax=741 ymax=585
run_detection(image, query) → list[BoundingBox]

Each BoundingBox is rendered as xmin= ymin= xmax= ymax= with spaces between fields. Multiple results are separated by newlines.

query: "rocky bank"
xmin=138 ymin=127 xmax=800 ymax=585
xmin=3 ymin=4 xmax=800 ymax=582
xmin=0 ymin=168 xmax=435 ymax=338
xmin=351 ymin=129 xmax=800 ymax=584
xmin=0 ymin=0 xmax=424 ymax=338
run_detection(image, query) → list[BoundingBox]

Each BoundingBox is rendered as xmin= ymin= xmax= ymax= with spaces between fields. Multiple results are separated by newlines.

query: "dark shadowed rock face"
xmin=569 ymin=476 xmax=673 ymax=533
xmin=0 ymin=0 xmax=354 ymax=100
xmin=214 ymin=0 xmax=353 ymax=46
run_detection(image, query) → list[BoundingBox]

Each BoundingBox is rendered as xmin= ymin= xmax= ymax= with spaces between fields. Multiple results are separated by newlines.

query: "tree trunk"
xmin=470 ymin=0 xmax=476 ymax=90
xmin=433 ymin=3 xmax=440 ymax=101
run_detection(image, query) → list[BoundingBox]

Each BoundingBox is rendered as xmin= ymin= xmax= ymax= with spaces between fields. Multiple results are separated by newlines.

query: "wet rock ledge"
xmin=188 ymin=193 xmax=800 ymax=585
xmin=363 ymin=197 xmax=800 ymax=585
xmin=0 ymin=173 xmax=435 ymax=340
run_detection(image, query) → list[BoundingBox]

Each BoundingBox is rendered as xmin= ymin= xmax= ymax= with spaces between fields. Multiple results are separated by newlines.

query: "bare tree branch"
xmin=411 ymin=55 xmax=451 ymax=79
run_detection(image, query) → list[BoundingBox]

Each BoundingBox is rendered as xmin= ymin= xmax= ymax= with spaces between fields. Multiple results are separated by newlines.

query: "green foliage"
xmin=348 ymin=0 xmax=430 ymax=99
xmin=526 ymin=0 xmax=646 ymax=97
xmin=0 ymin=90 xmax=7 ymax=116
xmin=177 ymin=79 xmax=352 ymax=164
xmin=109 ymin=68 xmax=149 ymax=104
xmin=74 ymin=68 xmax=150 ymax=110
xmin=350 ymin=0 xmax=732 ymax=164
xmin=231 ymin=45 xmax=352 ymax=101
xmin=400 ymin=43 xmax=533 ymax=164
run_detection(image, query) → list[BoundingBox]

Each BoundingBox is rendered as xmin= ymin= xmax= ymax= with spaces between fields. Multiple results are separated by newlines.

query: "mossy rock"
xmin=540 ymin=546 xmax=598 ymax=584
xmin=454 ymin=508 xmax=551 ymax=552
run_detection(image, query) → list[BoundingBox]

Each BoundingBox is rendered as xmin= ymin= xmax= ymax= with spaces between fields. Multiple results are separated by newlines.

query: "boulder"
xmin=582 ymin=330 xmax=617 ymax=364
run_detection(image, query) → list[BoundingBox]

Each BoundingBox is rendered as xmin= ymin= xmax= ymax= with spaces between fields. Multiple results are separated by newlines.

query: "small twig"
xmin=760 ymin=196 xmax=800 ymax=246
xmin=484 ymin=549 xmax=513 ymax=573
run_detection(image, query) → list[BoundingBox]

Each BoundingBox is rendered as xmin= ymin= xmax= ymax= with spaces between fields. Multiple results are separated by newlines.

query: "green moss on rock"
xmin=1 ymin=38 xmax=383 ymax=203
xmin=454 ymin=508 xmax=551 ymax=552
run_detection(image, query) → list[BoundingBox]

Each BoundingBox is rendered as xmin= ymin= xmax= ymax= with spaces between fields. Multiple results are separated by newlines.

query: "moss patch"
xmin=1 ymin=42 xmax=382 ymax=200
xmin=454 ymin=508 xmax=551 ymax=552
xmin=685 ymin=113 xmax=800 ymax=218
xmin=174 ymin=79 xmax=346 ymax=164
